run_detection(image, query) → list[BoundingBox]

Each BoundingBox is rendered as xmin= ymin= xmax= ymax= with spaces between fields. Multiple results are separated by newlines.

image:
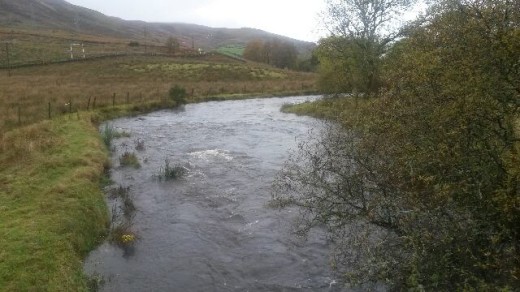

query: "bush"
xmin=169 ymin=85 xmax=187 ymax=105
xmin=154 ymin=159 xmax=186 ymax=181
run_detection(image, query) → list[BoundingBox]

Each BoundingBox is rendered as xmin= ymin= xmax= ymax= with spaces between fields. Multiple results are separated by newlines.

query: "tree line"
xmin=273 ymin=0 xmax=519 ymax=290
xmin=243 ymin=39 xmax=299 ymax=69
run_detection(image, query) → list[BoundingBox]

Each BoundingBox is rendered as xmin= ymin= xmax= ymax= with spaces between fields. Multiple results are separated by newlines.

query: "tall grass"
xmin=154 ymin=159 xmax=187 ymax=181
xmin=0 ymin=117 xmax=109 ymax=290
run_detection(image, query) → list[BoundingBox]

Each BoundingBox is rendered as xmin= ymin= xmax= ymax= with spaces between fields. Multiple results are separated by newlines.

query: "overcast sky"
xmin=65 ymin=0 xmax=327 ymax=42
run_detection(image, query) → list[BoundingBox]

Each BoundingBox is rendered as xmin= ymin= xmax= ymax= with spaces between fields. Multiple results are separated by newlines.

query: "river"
xmin=84 ymin=96 xmax=343 ymax=291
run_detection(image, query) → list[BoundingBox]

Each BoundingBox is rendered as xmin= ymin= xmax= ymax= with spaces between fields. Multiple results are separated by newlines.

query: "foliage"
xmin=154 ymin=159 xmax=187 ymax=181
xmin=109 ymin=222 xmax=136 ymax=248
xmin=100 ymin=124 xmax=116 ymax=148
xmin=119 ymin=151 xmax=140 ymax=168
xmin=168 ymin=84 xmax=187 ymax=105
xmin=100 ymin=125 xmax=130 ymax=148
xmin=274 ymin=0 xmax=520 ymax=289
xmin=316 ymin=0 xmax=417 ymax=96
xmin=243 ymin=39 xmax=298 ymax=69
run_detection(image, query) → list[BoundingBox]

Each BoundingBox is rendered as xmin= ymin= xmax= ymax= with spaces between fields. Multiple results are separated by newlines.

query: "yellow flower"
xmin=121 ymin=234 xmax=135 ymax=243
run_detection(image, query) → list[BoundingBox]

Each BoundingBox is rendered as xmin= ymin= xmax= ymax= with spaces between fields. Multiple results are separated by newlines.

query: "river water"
xmin=84 ymin=96 xmax=343 ymax=291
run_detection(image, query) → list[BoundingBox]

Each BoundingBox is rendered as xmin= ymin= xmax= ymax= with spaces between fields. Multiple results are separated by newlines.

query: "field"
xmin=0 ymin=53 xmax=316 ymax=134
xmin=216 ymin=44 xmax=245 ymax=58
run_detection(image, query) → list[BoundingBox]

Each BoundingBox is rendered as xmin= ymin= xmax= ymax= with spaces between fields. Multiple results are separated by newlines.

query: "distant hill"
xmin=0 ymin=0 xmax=315 ymax=55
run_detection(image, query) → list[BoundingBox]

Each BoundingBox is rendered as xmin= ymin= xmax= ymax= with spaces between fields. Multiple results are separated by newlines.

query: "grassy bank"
xmin=281 ymin=95 xmax=368 ymax=120
xmin=0 ymin=116 xmax=109 ymax=291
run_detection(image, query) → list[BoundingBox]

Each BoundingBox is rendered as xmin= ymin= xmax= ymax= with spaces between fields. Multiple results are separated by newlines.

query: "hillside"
xmin=0 ymin=0 xmax=315 ymax=54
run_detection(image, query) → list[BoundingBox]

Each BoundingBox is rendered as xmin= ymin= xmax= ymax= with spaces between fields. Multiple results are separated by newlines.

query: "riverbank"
xmin=0 ymin=115 xmax=109 ymax=291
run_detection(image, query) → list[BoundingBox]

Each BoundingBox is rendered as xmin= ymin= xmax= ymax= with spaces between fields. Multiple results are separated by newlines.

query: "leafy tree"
xmin=243 ymin=39 xmax=298 ymax=69
xmin=273 ymin=0 xmax=520 ymax=289
xmin=243 ymin=40 xmax=265 ymax=63
xmin=314 ymin=37 xmax=357 ymax=93
xmin=317 ymin=0 xmax=416 ymax=96
xmin=268 ymin=39 xmax=298 ymax=69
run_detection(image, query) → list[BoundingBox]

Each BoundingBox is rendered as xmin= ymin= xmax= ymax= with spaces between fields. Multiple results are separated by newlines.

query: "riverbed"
xmin=84 ymin=96 xmax=342 ymax=291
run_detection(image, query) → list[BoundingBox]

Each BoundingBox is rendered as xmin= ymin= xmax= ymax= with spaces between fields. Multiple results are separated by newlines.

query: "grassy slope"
xmin=0 ymin=116 xmax=109 ymax=291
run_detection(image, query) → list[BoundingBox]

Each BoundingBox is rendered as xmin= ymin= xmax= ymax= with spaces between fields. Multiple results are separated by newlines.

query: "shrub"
xmin=100 ymin=125 xmax=115 ymax=148
xmin=169 ymin=85 xmax=187 ymax=105
xmin=154 ymin=159 xmax=186 ymax=181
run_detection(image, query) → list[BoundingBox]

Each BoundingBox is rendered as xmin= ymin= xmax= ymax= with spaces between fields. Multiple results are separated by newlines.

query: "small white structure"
xmin=69 ymin=43 xmax=85 ymax=59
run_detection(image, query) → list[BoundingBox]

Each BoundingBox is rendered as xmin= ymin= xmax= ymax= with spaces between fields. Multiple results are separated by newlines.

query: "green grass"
xmin=0 ymin=117 xmax=109 ymax=291
xmin=216 ymin=44 xmax=245 ymax=58
xmin=154 ymin=159 xmax=186 ymax=181
xmin=100 ymin=125 xmax=131 ymax=148
xmin=280 ymin=95 xmax=369 ymax=121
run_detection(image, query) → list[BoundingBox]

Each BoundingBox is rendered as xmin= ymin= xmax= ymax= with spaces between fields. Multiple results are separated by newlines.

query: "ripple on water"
xmin=188 ymin=149 xmax=234 ymax=162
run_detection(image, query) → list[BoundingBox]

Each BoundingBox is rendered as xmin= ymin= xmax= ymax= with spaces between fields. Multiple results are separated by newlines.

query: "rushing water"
xmin=84 ymin=96 xmax=343 ymax=291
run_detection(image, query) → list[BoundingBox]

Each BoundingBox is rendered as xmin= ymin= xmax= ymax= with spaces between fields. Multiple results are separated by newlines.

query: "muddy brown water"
xmin=84 ymin=96 xmax=344 ymax=291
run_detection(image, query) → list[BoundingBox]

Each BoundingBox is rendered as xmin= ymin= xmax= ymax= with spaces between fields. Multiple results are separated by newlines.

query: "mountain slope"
xmin=0 ymin=0 xmax=315 ymax=53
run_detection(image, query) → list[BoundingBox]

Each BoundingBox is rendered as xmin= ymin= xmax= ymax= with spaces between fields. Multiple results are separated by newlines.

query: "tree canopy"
xmin=243 ymin=39 xmax=298 ymax=69
xmin=273 ymin=0 xmax=520 ymax=289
